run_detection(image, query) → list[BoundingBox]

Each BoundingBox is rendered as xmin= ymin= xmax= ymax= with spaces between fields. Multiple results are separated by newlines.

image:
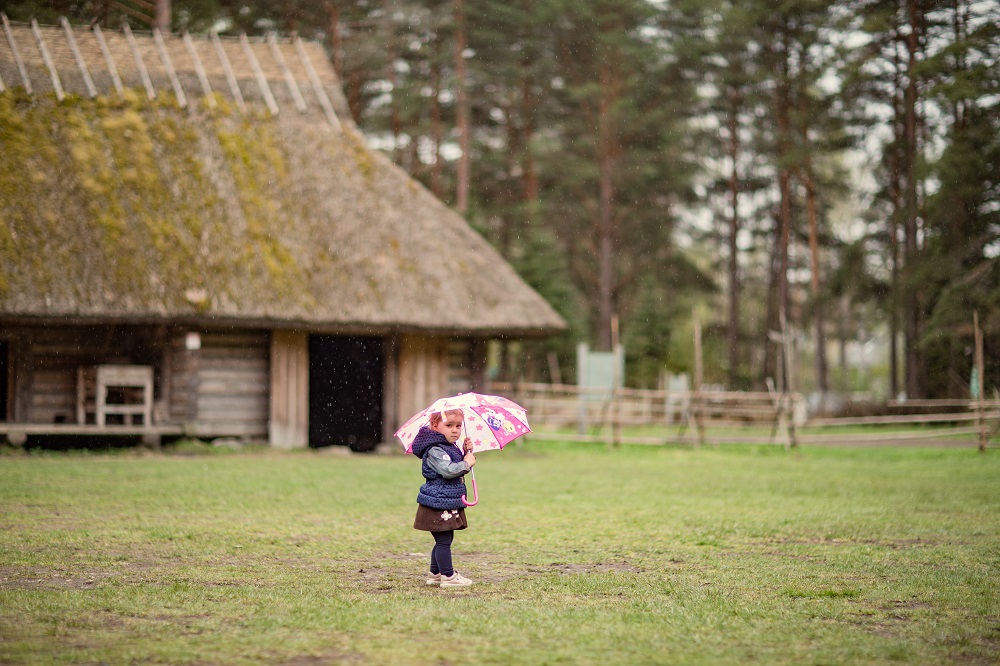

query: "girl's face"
xmin=432 ymin=415 xmax=464 ymax=443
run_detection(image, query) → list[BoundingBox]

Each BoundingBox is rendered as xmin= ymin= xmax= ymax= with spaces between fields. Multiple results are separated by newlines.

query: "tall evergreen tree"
xmin=543 ymin=0 xmax=697 ymax=353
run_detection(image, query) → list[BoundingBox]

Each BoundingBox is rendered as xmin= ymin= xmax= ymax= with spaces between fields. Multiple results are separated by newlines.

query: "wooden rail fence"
xmin=490 ymin=382 xmax=998 ymax=451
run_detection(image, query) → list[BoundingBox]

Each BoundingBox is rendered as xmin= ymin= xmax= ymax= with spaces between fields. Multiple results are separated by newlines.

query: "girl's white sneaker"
xmin=439 ymin=572 xmax=473 ymax=588
xmin=425 ymin=572 xmax=442 ymax=586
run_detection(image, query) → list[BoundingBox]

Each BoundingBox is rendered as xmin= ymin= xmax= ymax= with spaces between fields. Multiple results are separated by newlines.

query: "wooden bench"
xmin=76 ymin=365 xmax=154 ymax=426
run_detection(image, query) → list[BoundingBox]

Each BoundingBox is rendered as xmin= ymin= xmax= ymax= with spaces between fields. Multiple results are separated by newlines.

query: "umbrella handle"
xmin=461 ymin=468 xmax=478 ymax=507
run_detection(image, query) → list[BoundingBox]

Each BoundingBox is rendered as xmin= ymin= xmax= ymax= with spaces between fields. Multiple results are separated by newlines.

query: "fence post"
xmin=577 ymin=343 xmax=588 ymax=436
xmin=975 ymin=311 xmax=986 ymax=452
xmin=693 ymin=313 xmax=705 ymax=448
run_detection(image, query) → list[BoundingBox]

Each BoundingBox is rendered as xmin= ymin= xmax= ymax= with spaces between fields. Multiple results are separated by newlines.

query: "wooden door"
xmin=270 ymin=330 xmax=308 ymax=448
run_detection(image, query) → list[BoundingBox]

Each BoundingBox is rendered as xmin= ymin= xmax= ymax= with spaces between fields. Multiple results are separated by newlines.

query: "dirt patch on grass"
xmin=882 ymin=599 xmax=933 ymax=611
xmin=0 ymin=565 xmax=116 ymax=590
xmin=767 ymin=537 xmax=936 ymax=549
xmin=542 ymin=561 xmax=643 ymax=575
xmin=762 ymin=550 xmax=827 ymax=562
xmin=272 ymin=651 xmax=366 ymax=665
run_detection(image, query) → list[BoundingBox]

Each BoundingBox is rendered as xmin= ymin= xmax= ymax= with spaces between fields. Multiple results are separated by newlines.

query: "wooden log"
xmin=92 ymin=24 xmax=124 ymax=97
xmin=239 ymin=33 xmax=278 ymax=115
xmin=122 ymin=22 xmax=155 ymax=100
xmin=211 ymin=31 xmax=245 ymax=112
xmin=31 ymin=19 xmax=64 ymax=101
xmin=267 ymin=33 xmax=307 ymax=112
xmin=293 ymin=35 xmax=341 ymax=132
xmin=152 ymin=27 xmax=187 ymax=108
xmin=806 ymin=412 xmax=989 ymax=427
xmin=2 ymin=13 xmax=32 ymax=93
xmin=182 ymin=31 xmax=214 ymax=107
xmin=60 ymin=17 xmax=97 ymax=98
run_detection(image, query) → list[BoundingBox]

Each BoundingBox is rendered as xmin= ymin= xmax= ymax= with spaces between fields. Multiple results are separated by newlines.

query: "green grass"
xmin=1 ymin=441 xmax=998 ymax=665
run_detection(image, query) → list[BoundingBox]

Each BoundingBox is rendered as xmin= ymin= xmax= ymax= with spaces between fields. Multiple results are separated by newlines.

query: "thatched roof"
xmin=0 ymin=19 xmax=565 ymax=337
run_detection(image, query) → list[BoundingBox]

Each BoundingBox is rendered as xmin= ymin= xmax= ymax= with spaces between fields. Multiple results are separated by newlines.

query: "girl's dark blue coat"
xmin=410 ymin=426 xmax=468 ymax=510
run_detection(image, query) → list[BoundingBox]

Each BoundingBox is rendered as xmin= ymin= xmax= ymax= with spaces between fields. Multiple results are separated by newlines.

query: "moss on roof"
xmin=0 ymin=91 xmax=565 ymax=335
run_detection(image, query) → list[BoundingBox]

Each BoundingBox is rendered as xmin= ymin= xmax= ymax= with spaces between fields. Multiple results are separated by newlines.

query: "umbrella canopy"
xmin=395 ymin=393 xmax=532 ymax=454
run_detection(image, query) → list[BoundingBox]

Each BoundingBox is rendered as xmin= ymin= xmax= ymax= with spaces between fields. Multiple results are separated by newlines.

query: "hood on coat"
xmin=410 ymin=425 xmax=448 ymax=458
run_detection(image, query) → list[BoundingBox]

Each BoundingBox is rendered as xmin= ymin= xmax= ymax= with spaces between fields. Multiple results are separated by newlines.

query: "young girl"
xmin=410 ymin=409 xmax=477 ymax=588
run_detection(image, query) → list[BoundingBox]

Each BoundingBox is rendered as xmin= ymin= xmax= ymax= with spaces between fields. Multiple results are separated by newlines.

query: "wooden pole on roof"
xmin=31 ymin=19 xmax=64 ymax=101
xmin=92 ymin=24 xmax=124 ymax=97
xmin=61 ymin=17 xmax=97 ymax=98
xmin=240 ymin=33 xmax=279 ymax=115
xmin=123 ymin=22 xmax=156 ymax=100
xmin=182 ymin=31 xmax=215 ymax=107
xmin=211 ymin=32 xmax=246 ymax=113
xmin=267 ymin=33 xmax=307 ymax=113
xmin=152 ymin=27 xmax=187 ymax=108
xmin=2 ymin=13 xmax=32 ymax=93
xmin=293 ymin=34 xmax=341 ymax=132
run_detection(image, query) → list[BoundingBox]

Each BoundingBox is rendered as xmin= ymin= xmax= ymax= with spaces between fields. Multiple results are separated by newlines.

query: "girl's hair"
xmin=428 ymin=409 xmax=464 ymax=427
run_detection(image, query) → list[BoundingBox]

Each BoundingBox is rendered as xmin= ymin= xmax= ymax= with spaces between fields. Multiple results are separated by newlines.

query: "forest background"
xmin=4 ymin=0 xmax=999 ymax=403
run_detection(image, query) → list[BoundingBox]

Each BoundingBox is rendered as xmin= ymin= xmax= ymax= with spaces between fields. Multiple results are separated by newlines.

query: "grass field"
xmin=0 ymin=440 xmax=997 ymax=665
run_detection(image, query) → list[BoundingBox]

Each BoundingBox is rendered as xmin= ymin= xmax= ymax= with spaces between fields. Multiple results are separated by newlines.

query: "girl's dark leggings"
xmin=430 ymin=530 xmax=455 ymax=577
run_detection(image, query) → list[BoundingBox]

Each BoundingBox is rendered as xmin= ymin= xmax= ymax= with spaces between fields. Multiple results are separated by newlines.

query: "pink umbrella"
xmin=394 ymin=393 xmax=532 ymax=506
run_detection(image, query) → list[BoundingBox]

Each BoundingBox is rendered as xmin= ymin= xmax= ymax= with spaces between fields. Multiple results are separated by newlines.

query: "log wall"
xmin=0 ymin=324 xmax=165 ymax=425
xmin=0 ymin=324 xmax=269 ymax=440
xmin=187 ymin=330 xmax=269 ymax=438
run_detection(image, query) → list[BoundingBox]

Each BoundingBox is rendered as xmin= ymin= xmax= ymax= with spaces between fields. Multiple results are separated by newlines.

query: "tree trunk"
xmin=454 ymin=0 xmax=471 ymax=215
xmin=154 ymin=0 xmax=170 ymax=32
xmin=762 ymin=231 xmax=781 ymax=385
xmin=949 ymin=0 xmax=968 ymax=237
xmin=500 ymin=99 xmax=518 ymax=256
xmin=839 ymin=294 xmax=850 ymax=387
xmin=890 ymin=161 xmax=901 ymax=399
xmin=903 ymin=0 xmax=923 ymax=398
xmin=431 ymin=58 xmax=443 ymax=197
xmin=726 ymin=84 xmax=741 ymax=389
xmin=774 ymin=22 xmax=793 ymax=390
xmin=521 ymin=65 xmax=539 ymax=220
xmin=326 ymin=3 xmax=342 ymax=79
xmin=596 ymin=50 xmax=620 ymax=351
xmin=889 ymin=26 xmax=904 ymax=399
xmin=799 ymin=61 xmax=828 ymax=395
xmin=385 ymin=10 xmax=402 ymax=164
xmin=804 ymin=164 xmax=827 ymax=395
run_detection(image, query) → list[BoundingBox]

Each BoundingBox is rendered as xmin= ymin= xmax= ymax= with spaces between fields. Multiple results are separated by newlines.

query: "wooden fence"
xmin=490 ymin=382 xmax=998 ymax=450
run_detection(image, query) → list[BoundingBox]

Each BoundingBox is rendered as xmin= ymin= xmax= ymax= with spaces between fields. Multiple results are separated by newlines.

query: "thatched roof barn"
xmin=0 ymin=18 xmax=564 ymax=449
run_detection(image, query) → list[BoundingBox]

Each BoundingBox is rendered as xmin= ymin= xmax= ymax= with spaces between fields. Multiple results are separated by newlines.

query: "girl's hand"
xmin=464 ymin=451 xmax=476 ymax=468
xmin=463 ymin=437 xmax=473 ymax=453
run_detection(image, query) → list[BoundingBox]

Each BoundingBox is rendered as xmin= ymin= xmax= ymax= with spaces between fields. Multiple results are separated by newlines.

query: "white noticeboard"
xmin=576 ymin=343 xmax=624 ymax=433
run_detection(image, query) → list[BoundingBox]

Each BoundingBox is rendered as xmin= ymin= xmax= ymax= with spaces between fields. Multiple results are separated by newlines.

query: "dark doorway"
xmin=309 ymin=336 xmax=384 ymax=451
xmin=0 ymin=341 xmax=7 ymax=421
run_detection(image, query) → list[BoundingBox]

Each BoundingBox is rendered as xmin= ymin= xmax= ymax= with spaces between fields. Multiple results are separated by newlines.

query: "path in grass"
xmin=0 ymin=442 xmax=997 ymax=665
